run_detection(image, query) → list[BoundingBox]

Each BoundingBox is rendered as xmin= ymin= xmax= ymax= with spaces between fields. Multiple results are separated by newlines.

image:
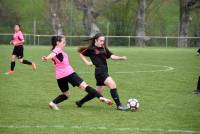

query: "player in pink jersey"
xmin=6 ymin=24 xmax=36 ymax=75
xmin=42 ymin=35 xmax=112 ymax=110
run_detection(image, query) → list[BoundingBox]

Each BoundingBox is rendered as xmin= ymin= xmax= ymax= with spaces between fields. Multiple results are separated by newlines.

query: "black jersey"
xmin=81 ymin=46 xmax=113 ymax=74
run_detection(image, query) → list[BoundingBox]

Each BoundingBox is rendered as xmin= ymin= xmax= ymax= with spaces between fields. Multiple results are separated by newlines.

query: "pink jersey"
xmin=12 ymin=31 xmax=24 ymax=46
xmin=52 ymin=47 xmax=75 ymax=79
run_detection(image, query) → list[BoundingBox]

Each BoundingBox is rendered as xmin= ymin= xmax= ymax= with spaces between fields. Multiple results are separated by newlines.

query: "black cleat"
xmin=117 ymin=104 xmax=129 ymax=111
xmin=192 ymin=89 xmax=200 ymax=94
xmin=75 ymin=101 xmax=82 ymax=107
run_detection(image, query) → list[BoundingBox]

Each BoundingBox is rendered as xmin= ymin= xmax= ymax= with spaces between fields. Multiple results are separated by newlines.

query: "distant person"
xmin=196 ymin=48 xmax=200 ymax=56
xmin=76 ymin=33 xmax=129 ymax=111
xmin=193 ymin=48 xmax=200 ymax=94
xmin=42 ymin=35 xmax=112 ymax=110
xmin=6 ymin=24 xmax=36 ymax=75
xmin=193 ymin=77 xmax=200 ymax=94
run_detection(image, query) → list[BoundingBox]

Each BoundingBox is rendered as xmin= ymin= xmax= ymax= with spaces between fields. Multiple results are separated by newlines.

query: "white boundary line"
xmin=0 ymin=125 xmax=199 ymax=133
xmin=79 ymin=64 xmax=175 ymax=74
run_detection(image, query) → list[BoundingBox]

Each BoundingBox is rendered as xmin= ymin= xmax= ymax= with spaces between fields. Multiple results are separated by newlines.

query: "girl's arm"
xmin=110 ymin=55 xmax=127 ymax=60
xmin=42 ymin=52 xmax=56 ymax=62
xmin=13 ymin=40 xmax=24 ymax=45
xmin=10 ymin=39 xmax=24 ymax=45
xmin=79 ymin=53 xmax=93 ymax=66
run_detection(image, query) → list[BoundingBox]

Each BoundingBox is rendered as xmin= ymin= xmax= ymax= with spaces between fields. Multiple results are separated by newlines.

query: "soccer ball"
xmin=127 ymin=98 xmax=139 ymax=111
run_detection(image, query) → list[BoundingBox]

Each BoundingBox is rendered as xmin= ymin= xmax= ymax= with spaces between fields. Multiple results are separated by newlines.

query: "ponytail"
xmin=78 ymin=47 xmax=88 ymax=53
xmin=78 ymin=33 xmax=106 ymax=53
xmin=51 ymin=35 xmax=64 ymax=50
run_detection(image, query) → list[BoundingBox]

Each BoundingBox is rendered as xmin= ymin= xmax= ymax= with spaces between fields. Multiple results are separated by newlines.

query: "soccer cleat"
xmin=5 ymin=70 xmax=14 ymax=75
xmin=117 ymin=104 xmax=129 ymax=111
xmin=32 ymin=62 xmax=36 ymax=70
xmin=99 ymin=97 xmax=113 ymax=106
xmin=75 ymin=101 xmax=82 ymax=108
xmin=48 ymin=102 xmax=60 ymax=110
xmin=192 ymin=89 xmax=200 ymax=94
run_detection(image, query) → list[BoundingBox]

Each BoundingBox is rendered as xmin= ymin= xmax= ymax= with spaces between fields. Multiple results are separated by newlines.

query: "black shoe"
xmin=192 ymin=89 xmax=200 ymax=94
xmin=75 ymin=101 xmax=82 ymax=107
xmin=117 ymin=104 xmax=129 ymax=111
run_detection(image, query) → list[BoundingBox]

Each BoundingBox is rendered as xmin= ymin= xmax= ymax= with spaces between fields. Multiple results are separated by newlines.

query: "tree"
xmin=104 ymin=0 xmax=136 ymax=36
xmin=74 ymin=0 xmax=100 ymax=37
xmin=49 ymin=0 xmax=64 ymax=35
xmin=135 ymin=0 xmax=146 ymax=47
xmin=0 ymin=0 xmax=20 ymax=31
xmin=177 ymin=0 xmax=200 ymax=47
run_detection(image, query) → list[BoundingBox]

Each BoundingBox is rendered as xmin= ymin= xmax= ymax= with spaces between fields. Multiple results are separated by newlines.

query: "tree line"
xmin=0 ymin=0 xmax=199 ymax=47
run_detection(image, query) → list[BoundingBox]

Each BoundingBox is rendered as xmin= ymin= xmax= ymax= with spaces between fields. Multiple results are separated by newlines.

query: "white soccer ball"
xmin=127 ymin=98 xmax=139 ymax=111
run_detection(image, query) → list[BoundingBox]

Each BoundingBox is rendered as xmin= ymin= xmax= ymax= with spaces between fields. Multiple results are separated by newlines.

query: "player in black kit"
xmin=76 ymin=33 xmax=129 ymax=111
xmin=193 ymin=48 xmax=200 ymax=94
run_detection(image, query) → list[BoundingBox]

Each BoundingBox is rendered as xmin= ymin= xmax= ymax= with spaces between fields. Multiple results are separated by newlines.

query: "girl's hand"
xmin=10 ymin=40 xmax=13 ymax=45
xmin=87 ymin=61 xmax=93 ymax=66
xmin=122 ymin=56 xmax=127 ymax=60
xmin=42 ymin=56 xmax=48 ymax=62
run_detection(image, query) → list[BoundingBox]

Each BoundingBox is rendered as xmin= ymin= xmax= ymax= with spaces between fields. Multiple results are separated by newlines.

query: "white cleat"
xmin=48 ymin=102 xmax=60 ymax=110
xmin=99 ymin=97 xmax=113 ymax=106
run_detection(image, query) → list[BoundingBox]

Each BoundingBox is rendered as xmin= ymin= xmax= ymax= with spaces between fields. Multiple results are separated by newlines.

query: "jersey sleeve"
xmin=105 ymin=48 xmax=113 ymax=59
xmin=81 ymin=48 xmax=91 ymax=57
xmin=52 ymin=47 xmax=61 ymax=55
xmin=18 ymin=31 xmax=24 ymax=41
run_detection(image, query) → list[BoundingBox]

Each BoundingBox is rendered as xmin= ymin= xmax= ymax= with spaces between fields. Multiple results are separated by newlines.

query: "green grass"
xmin=0 ymin=45 xmax=200 ymax=134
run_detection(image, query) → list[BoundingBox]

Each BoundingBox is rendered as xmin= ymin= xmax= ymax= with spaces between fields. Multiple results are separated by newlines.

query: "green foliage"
xmin=146 ymin=0 xmax=180 ymax=36
xmin=190 ymin=8 xmax=200 ymax=36
xmin=0 ymin=0 xmax=199 ymax=36
xmin=103 ymin=0 xmax=137 ymax=36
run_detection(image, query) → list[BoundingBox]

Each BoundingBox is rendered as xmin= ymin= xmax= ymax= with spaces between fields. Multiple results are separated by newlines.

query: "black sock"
xmin=110 ymin=88 xmax=121 ymax=106
xmin=11 ymin=62 xmax=15 ymax=71
xmin=22 ymin=59 xmax=32 ymax=65
xmin=85 ymin=86 xmax=102 ymax=98
xmin=79 ymin=93 xmax=95 ymax=105
xmin=197 ymin=76 xmax=200 ymax=90
xmin=52 ymin=94 xmax=68 ymax=104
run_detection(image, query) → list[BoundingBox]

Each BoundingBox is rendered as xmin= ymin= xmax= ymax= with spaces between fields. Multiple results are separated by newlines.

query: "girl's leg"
xmin=192 ymin=76 xmax=200 ymax=94
xmin=76 ymin=86 xmax=104 ymax=107
xmin=19 ymin=58 xmax=36 ymax=70
xmin=19 ymin=58 xmax=31 ymax=65
xmin=49 ymin=91 xmax=70 ymax=110
xmin=49 ymin=78 xmax=69 ymax=110
xmin=78 ymin=81 xmax=112 ymax=105
xmin=11 ymin=55 xmax=16 ymax=71
xmin=104 ymin=77 xmax=128 ymax=110
xmin=52 ymin=91 xmax=70 ymax=104
xmin=6 ymin=55 xmax=16 ymax=75
xmin=196 ymin=76 xmax=200 ymax=90
xmin=104 ymin=77 xmax=121 ymax=106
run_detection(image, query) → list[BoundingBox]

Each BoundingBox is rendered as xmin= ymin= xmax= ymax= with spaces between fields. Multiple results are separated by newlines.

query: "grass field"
xmin=0 ymin=45 xmax=200 ymax=134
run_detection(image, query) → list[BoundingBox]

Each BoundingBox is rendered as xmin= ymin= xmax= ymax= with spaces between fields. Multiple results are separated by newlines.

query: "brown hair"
xmin=51 ymin=35 xmax=64 ymax=50
xmin=78 ymin=33 xmax=106 ymax=53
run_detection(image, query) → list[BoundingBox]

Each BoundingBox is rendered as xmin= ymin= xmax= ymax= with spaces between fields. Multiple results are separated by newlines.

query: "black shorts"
xmin=57 ymin=72 xmax=83 ymax=92
xmin=12 ymin=45 xmax=23 ymax=59
xmin=95 ymin=73 xmax=109 ymax=86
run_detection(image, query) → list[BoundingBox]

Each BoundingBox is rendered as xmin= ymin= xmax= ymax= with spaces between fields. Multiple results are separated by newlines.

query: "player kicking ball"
xmin=76 ymin=33 xmax=129 ymax=111
xmin=193 ymin=75 xmax=200 ymax=94
xmin=42 ymin=35 xmax=113 ymax=110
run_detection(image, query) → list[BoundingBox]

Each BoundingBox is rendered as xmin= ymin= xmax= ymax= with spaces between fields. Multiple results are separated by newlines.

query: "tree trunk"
xmin=74 ymin=0 xmax=100 ymax=37
xmin=49 ymin=0 xmax=63 ymax=35
xmin=135 ymin=0 xmax=146 ymax=47
xmin=177 ymin=0 xmax=192 ymax=47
